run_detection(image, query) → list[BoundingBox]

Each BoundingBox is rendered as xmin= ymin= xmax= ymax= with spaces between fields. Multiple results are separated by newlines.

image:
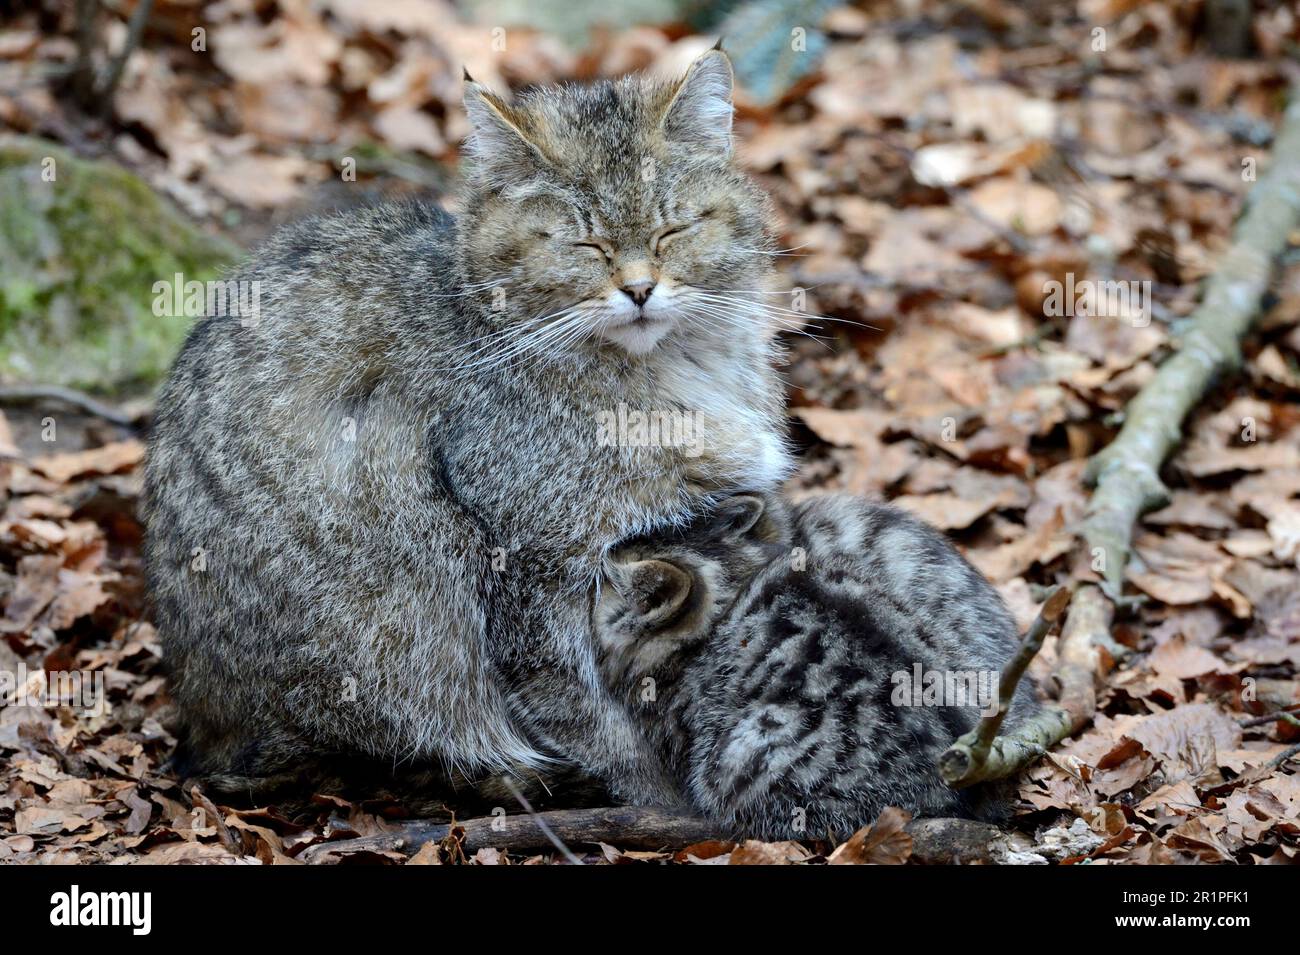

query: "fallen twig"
xmin=97 ymin=0 xmax=156 ymax=114
xmin=300 ymin=806 xmax=718 ymax=863
xmin=1268 ymin=742 xmax=1300 ymax=770
xmin=1082 ymin=87 xmax=1300 ymax=595
xmin=939 ymin=83 xmax=1300 ymax=790
xmin=939 ymin=585 xmax=1076 ymax=788
xmin=0 ymin=385 xmax=141 ymax=429
xmin=1241 ymin=706 xmax=1300 ymax=728
xmin=299 ymin=806 xmax=1029 ymax=864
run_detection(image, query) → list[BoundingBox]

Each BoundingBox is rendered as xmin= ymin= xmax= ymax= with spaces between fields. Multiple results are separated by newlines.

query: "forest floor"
xmin=1 ymin=1 xmax=1299 ymax=863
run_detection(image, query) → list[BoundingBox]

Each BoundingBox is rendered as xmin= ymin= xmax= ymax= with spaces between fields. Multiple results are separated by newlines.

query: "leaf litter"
xmin=2 ymin=0 xmax=1299 ymax=864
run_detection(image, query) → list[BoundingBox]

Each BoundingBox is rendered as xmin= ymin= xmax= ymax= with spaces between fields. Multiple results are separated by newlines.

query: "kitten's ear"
xmin=463 ymin=82 xmax=548 ymax=187
xmin=662 ymin=47 xmax=734 ymax=158
xmin=623 ymin=559 xmax=693 ymax=627
xmin=711 ymin=493 xmax=766 ymax=540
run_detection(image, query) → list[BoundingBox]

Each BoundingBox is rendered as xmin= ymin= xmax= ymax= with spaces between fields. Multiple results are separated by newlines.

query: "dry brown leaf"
xmin=794 ymin=407 xmax=891 ymax=447
xmin=373 ymin=106 xmax=446 ymax=156
xmin=1127 ymin=704 xmax=1243 ymax=784
xmin=968 ymin=511 xmax=1069 ymax=583
xmin=408 ymin=841 xmax=443 ymax=864
xmin=728 ymin=840 xmax=814 ymax=865
xmin=966 ymin=176 xmax=1062 ymax=235
xmin=1146 ymin=636 xmax=1228 ymax=680
xmin=0 ymin=411 xmax=19 ymax=459
xmin=28 ymin=441 xmax=144 ymax=484
xmin=1165 ymin=816 xmax=1235 ymax=863
xmin=892 ymin=493 xmax=997 ymax=531
xmin=827 ymin=806 xmax=913 ymax=865
xmin=1 ymin=553 xmax=62 ymax=632
xmin=206 ymin=153 xmax=312 ymax=209
xmin=1180 ymin=440 xmax=1300 ymax=478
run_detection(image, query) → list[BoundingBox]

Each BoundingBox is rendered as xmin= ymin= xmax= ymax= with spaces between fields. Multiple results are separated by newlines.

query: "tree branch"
xmin=939 ymin=585 xmax=1077 ymax=788
xmin=97 ymin=0 xmax=155 ymax=115
xmin=0 ymin=386 xmax=140 ymax=428
xmin=298 ymin=807 xmax=1025 ymax=864
xmin=938 ymin=82 xmax=1300 ymax=790
xmin=300 ymin=806 xmax=718 ymax=863
xmin=1082 ymin=86 xmax=1300 ymax=588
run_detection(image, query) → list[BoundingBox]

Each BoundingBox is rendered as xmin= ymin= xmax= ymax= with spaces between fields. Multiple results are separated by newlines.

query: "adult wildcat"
xmin=593 ymin=493 xmax=1038 ymax=837
xmin=143 ymin=48 xmax=790 ymax=804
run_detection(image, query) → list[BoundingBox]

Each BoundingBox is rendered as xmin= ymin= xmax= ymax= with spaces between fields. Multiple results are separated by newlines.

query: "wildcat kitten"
xmin=593 ymin=493 xmax=1038 ymax=839
xmin=143 ymin=49 xmax=791 ymax=805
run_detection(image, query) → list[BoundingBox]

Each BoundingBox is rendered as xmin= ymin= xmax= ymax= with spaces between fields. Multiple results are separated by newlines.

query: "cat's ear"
xmin=622 ymin=559 xmax=693 ymax=627
xmin=662 ymin=47 xmax=735 ymax=158
xmin=463 ymin=82 xmax=549 ymax=187
xmin=711 ymin=493 xmax=766 ymax=540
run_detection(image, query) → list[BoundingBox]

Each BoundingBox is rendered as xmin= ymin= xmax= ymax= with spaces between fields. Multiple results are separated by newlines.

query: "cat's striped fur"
xmin=143 ymin=50 xmax=791 ymax=806
xmin=594 ymin=493 xmax=1039 ymax=839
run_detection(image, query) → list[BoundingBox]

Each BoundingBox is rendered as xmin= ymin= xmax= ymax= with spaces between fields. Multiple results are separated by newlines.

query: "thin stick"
xmin=1240 ymin=706 xmax=1300 ymax=728
xmin=1268 ymin=742 xmax=1300 ymax=770
xmin=97 ymin=0 xmax=155 ymax=114
xmin=299 ymin=806 xmax=719 ymax=863
xmin=298 ymin=807 xmax=1021 ymax=864
xmin=71 ymin=0 xmax=99 ymax=108
xmin=0 ymin=386 xmax=139 ymax=428
xmin=938 ymin=585 xmax=1075 ymax=788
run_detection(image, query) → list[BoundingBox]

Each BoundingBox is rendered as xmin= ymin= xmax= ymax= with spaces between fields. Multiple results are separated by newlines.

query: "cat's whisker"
xmin=676 ymin=298 xmax=834 ymax=350
xmin=733 ymin=245 xmax=811 ymax=257
xmin=547 ymin=314 xmax=599 ymax=358
xmin=684 ymin=292 xmax=820 ymax=324
xmin=450 ymin=305 xmax=600 ymax=377
xmin=678 ymin=296 xmax=838 ymax=349
xmin=687 ymin=292 xmax=877 ymax=332
xmin=443 ymin=302 xmax=594 ymax=373
xmin=701 ymin=279 xmax=845 ymax=294
xmin=452 ymin=319 xmax=577 ymax=376
xmin=452 ymin=304 xmax=560 ymax=354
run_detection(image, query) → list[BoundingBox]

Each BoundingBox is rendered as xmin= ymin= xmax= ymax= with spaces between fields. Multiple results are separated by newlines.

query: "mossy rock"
xmin=0 ymin=136 xmax=241 ymax=395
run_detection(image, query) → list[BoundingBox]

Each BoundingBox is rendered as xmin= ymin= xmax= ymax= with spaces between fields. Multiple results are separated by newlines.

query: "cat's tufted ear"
xmin=710 ymin=493 xmax=766 ymax=540
xmin=622 ymin=559 xmax=693 ymax=628
xmin=662 ymin=47 xmax=735 ymax=158
xmin=463 ymin=82 xmax=549 ymax=188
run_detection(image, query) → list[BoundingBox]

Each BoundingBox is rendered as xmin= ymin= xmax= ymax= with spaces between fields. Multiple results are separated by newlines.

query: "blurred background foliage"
xmin=0 ymin=0 xmax=1294 ymax=393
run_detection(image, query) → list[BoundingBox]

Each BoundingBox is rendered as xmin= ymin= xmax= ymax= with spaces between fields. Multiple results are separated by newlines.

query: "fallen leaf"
xmin=828 ymin=806 xmax=913 ymax=865
xmin=28 ymin=441 xmax=145 ymax=484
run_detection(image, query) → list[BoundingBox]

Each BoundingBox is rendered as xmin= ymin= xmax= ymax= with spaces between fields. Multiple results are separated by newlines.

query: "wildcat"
xmin=592 ymin=493 xmax=1039 ymax=838
xmin=142 ymin=48 xmax=792 ymax=805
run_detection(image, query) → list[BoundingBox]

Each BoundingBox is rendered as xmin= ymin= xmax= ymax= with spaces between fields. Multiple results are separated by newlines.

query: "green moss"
xmin=0 ymin=136 xmax=241 ymax=395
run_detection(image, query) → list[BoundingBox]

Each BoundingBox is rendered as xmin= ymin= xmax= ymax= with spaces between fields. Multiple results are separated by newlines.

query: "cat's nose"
xmin=620 ymin=280 xmax=656 ymax=306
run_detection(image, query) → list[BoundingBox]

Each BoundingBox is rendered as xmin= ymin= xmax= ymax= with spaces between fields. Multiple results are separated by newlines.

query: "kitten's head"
xmin=459 ymin=48 xmax=775 ymax=358
xmin=593 ymin=493 xmax=791 ymax=687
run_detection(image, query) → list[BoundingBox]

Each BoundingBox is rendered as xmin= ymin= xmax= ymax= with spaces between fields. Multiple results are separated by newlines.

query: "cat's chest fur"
xmin=437 ymin=338 xmax=790 ymax=555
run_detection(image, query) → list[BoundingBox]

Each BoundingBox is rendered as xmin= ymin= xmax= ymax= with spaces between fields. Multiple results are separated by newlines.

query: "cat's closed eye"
xmin=652 ymin=207 xmax=720 ymax=256
xmin=573 ymin=240 xmax=613 ymax=261
xmin=651 ymin=224 xmax=690 ymax=256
